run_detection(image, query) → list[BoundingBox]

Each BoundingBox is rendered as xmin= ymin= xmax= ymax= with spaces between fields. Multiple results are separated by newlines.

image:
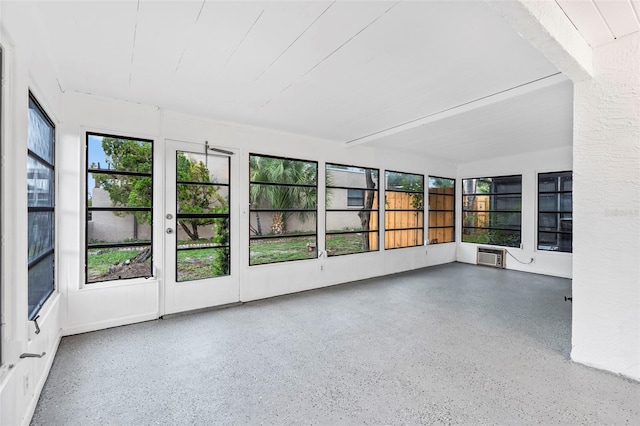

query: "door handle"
xmin=166 ymin=228 xmax=174 ymax=234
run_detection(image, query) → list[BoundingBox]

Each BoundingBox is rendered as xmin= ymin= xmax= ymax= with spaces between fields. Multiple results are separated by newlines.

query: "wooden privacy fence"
xmin=368 ymin=192 xmax=424 ymax=249
xmin=366 ymin=187 xmax=455 ymax=248
xmin=428 ymin=187 xmax=455 ymax=244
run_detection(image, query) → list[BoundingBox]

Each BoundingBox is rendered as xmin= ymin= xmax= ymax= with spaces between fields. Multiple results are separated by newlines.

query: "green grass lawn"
xmin=177 ymin=247 xmax=227 ymax=281
xmin=88 ymin=233 xmax=373 ymax=281
xmin=326 ymin=233 xmax=371 ymax=256
xmin=87 ymin=248 xmax=146 ymax=275
xmin=249 ymin=236 xmax=317 ymax=265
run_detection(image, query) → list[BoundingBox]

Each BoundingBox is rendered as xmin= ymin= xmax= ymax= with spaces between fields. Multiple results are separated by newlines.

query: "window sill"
xmin=81 ymin=276 xmax=158 ymax=291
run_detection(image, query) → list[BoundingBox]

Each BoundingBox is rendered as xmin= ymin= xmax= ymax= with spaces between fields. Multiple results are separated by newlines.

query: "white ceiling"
xmin=28 ymin=0 xmax=575 ymax=162
xmin=367 ymin=77 xmax=574 ymax=163
xmin=556 ymin=0 xmax=640 ymax=47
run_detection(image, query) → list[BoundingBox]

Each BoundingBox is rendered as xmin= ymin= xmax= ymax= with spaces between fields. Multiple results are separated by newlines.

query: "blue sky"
xmin=87 ymin=134 xmax=108 ymax=197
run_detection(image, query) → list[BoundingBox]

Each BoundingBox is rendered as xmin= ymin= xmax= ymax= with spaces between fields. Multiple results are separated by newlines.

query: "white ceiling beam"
xmin=344 ymin=72 xmax=568 ymax=147
xmin=488 ymin=0 xmax=593 ymax=80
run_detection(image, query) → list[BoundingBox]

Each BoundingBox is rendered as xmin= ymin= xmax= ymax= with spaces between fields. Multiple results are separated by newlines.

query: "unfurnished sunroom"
xmin=1 ymin=1 xmax=638 ymax=425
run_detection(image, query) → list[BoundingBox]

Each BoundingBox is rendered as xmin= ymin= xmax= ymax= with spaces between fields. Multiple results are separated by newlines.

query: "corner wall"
xmin=456 ymin=147 xmax=573 ymax=278
xmin=490 ymin=0 xmax=640 ymax=381
xmin=571 ymin=33 xmax=640 ymax=380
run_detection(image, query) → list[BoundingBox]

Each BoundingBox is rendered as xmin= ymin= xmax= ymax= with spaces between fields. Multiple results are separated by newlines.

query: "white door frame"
xmin=162 ymin=138 xmax=240 ymax=315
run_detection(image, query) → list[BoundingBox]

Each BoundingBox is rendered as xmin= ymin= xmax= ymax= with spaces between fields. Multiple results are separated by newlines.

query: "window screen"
xmin=385 ymin=170 xmax=424 ymax=249
xmin=326 ymin=164 xmax=379 ymax=256
xmin=28 ymin=94 xmax=55 ymax=319
xmin=462 ymin=175 xmax=522 ymax=247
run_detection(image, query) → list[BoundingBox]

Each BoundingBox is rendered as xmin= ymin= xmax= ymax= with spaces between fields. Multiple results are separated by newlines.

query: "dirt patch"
xmin=90 ymin=262 xmax=152 ymax=282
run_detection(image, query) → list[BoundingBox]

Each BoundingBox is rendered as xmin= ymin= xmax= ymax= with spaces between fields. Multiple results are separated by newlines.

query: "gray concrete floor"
xmin=32 ymin=263 xmax=639 ymax=425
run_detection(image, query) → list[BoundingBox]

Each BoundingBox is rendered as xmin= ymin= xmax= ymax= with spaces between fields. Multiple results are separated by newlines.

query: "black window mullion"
xmin=384 ymin=170 xmax=425 ymax=250
xmin=326 ymin=229 xmax=378 ymax=236
xmin=28 ymin=248 xmax=55 ymax=270
xmin=326 ymin=209 xmax=378 ymax=213
xmin=173 ymin=151 xmax=231 ymax=281
xmin=325 ymin=163 xmax=380 ymax=257
xmin=428 ymin=176 xmax=456 ymax=244
xmin=27 ymin=93 xmax=56 ymax=320
xmin=464 ymin=226 xmax=522 ymax=232
xmin=177 ymin=180 xmax=229 ymax=187
xmin=249 ymin=154 xmax=318 ymax=265
xmin=387 ymin=190 xmax=424 ymax=196
xmin=88 ymin=207 xmax=152 ymax=212
xmin=538 ymin=230 xmax=572 ymax=235
xmin=327 ymin=184 xmax=378 ymax=191
xmin=463 ymin=209 xmax=522 ymax=213
xmin=87 ymin=169 xmax=150 ymax=178
xmin=539 ymin=190 xmax=572 ymax=194
xmin=85 ymin=133 xmax=154 ymax=283
xmin=537 ymin=171 xmax=572 ymax=253
xmin=461 ymin=174 xmax=522 ymax=248
xmin=88 ymin=241 xmax=151 ymax=249
xmin=250 ymin=232 xmax=317 ymax=241
xmin=386 ymin=226 xmax=423 ymax=232
xmin=176 ymin=213 xmax=229 ymax=220
xmin=28 ymin=206 xmax=55 ymax=213
xmin=177 ymin=244 xmax=230 ymax=252
xmin=27 ymin=150 xmax=54 ymax=170
xmin=463 ymin=192 xmax=522 ymax=196
xmin=249 ymin=181 xmax=317 ymax=189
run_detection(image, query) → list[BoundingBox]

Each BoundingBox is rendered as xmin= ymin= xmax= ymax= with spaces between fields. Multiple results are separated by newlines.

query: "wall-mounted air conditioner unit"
xmin=477 ymin=247 xmax=506 ymax=268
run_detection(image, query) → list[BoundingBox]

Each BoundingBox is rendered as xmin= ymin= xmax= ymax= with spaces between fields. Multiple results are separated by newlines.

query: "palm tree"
xmin=249 ymin=155 xmax=317 ymax=235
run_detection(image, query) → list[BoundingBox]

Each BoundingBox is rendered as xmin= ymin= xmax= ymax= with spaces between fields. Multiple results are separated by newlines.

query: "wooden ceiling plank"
xmin=595 ymin=0 xmax=640 ymax=39
xmin=556 ymin=0 xmax=614 ymax=46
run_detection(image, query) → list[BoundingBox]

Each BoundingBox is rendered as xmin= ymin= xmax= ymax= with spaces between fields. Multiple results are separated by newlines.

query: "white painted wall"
xmin=571 ymin=33 xmax=640 ymax=380
xmin=162 ymin=109 xmax=457 ymax=304
xmin=456 ymin=147 xmax=573 ymax=278
xmin=54 ymin=92 xmax=459 ymax=330
xmin=0 ymin=3 xmax=64 ymax=425
xmin=59 ymin=93 xmax=162 ymax=336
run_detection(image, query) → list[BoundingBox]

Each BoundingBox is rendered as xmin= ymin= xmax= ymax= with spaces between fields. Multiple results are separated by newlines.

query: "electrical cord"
xmin=505 ymin=249 xmax=534 ymax=265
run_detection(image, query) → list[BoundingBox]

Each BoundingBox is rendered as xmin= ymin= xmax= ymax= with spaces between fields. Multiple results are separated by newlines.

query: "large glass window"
xmin=249 ymin=154 xmax=317 ymax=265
xmin=385 ymin=171 xmax=424 ymax=249
xmin=175 ymin=152 xmax=230 ymax=281
xmin=428 ymin=176 xmax=455 ymax=244
xmin=326 ymin=164 xmax=379 ymax=256
xmin=86 ymin=133 xmax=153 ymax=283
xmin=538 ymin=171 xmax=572 ymax=253
xmin=28 ymin=94 xmax=55 ymax=319
xmin=462 ymin=175 xmax=522 ymax=247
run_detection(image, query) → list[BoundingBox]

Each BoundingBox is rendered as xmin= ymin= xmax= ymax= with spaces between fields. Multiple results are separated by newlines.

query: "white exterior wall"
xmin=457 ymin=146 xmax=573 ymax=278
xmin=88 ymin=187 xmax=152 ymax=242
xmin=249 ymin=168 xmax=372 ymax=235
xmin=571 ymin=33 xmax=640 ymax=380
